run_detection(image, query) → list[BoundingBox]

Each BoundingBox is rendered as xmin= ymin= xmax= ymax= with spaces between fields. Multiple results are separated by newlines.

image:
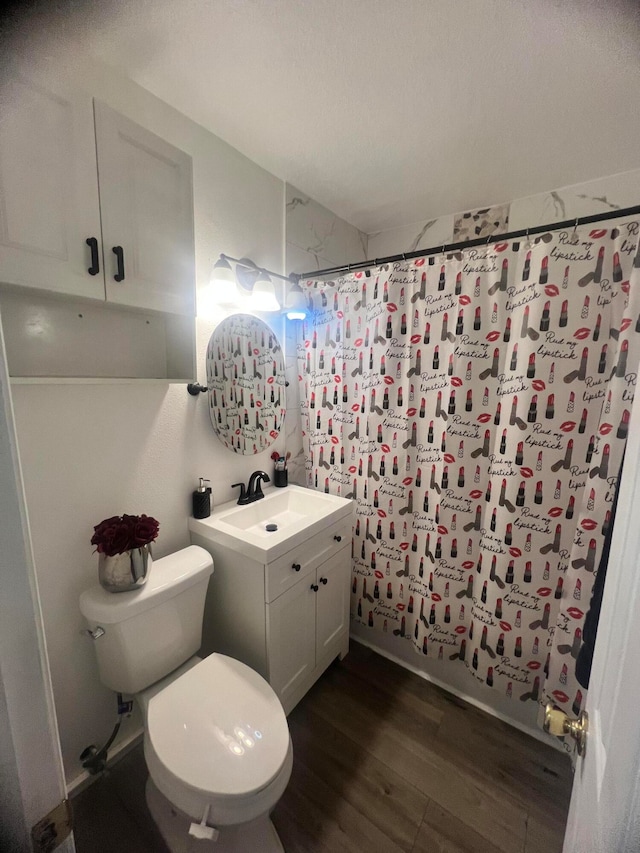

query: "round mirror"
xmin=206 ymin=314 xmax=286 ymax=454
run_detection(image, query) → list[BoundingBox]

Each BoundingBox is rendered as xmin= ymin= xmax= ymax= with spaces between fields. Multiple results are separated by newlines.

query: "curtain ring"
xmin=572 ymin=217 xmax=579 ymax=238
xmin=402 ymin=253 xmax=406 ymax=261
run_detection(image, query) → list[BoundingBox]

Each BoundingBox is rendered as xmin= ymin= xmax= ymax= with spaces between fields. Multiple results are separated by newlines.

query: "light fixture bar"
xmin=219 ymin=254 xmax=295 ymax=284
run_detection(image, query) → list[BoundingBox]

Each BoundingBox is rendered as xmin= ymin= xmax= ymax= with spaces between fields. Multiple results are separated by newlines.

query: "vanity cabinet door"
xmin=315 ymin=547 xmax=350 ymax=663
xmin=267 ymin=575 xmax=316 ymax=708
xmin=94 ymin=101 xmax=195 ymax=316
xmin=0 ymin=73 xmax=105 ymax=300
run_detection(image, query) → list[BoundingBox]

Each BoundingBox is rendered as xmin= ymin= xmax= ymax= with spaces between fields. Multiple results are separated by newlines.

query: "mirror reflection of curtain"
xmin=206 ymin=314 xmax=286 ymax=454
xmin=297 ymin=222 xmax=640 ymax=722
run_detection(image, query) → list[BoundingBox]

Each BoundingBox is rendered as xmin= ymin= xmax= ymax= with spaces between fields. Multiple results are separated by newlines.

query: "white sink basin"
xmin=188 ymin=484 xmax=353 ymax=562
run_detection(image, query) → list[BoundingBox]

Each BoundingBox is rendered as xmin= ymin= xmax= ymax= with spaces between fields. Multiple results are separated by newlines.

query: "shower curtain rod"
xmin=291 ymin=202 xmax=640 ymax=282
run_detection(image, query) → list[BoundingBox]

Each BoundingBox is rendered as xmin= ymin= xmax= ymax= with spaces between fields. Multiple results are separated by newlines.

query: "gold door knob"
xmin=544 ymin=702 xmax=588 ymax=756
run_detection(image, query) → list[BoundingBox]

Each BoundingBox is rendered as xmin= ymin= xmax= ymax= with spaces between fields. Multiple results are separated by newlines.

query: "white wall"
xmin=6 ymin=55 xmax=363 ymax=789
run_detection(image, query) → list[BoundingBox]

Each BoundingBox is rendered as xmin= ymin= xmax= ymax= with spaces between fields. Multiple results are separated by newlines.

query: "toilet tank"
xmin=80 ymin=546 xmax=213 ymax=694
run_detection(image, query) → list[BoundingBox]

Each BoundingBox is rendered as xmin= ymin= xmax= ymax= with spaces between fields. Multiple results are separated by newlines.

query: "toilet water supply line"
xmin=80 ymin=693 xmax=134 ymax=775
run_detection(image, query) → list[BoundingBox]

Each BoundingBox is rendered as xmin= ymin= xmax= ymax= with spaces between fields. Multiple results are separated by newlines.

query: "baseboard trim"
xmin=350 ymin=633 xmax=563 ymax=751
xmin=66 ymin=726 xmax=144 ymax=796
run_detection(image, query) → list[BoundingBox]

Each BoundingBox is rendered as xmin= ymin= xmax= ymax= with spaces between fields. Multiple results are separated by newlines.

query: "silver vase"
xmin=98 ymin=545 xmax=151 ymax=593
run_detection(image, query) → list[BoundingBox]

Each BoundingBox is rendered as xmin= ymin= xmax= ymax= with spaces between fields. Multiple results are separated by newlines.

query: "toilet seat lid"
xmin=147 ymin=654 xmax=290 ymax=797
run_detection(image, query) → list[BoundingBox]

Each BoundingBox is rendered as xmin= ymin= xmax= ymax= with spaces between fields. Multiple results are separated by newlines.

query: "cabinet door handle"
xmin=310 ymin=583 xmax=319 ymax=592
xmin=333 ymin=535 xmax=342 ymax=542
xmin=292 ymin=563 xmax=301 ymax=572
xmin=86 ymin=237 xmax=100 ymax=275
xmin=319 ymin=577 xmax=328 ymax=585
xmin=112 ymin=246 xmax=125 ymax=282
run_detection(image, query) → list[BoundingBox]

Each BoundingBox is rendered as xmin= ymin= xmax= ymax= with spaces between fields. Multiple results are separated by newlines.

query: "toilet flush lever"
xmin=189 ymin=804 xmax=219 ymax=842
xmin=84 ymin=626 xmax=106 ymax=641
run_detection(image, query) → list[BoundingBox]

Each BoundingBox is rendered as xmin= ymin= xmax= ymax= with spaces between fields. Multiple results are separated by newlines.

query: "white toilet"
xmin=80 ymin=545 xmax=292 ymax=853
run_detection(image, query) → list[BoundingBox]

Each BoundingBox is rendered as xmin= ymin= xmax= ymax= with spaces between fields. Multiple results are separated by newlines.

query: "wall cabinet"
xmin=0 ymin=70 xmax=195 ymax=379
xmin=191 ymin=517 xmax=351 ymax=714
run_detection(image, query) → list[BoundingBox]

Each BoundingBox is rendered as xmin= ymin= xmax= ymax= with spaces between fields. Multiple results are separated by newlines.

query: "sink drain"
xmin=265 ymin=523 xmax=278 ymax=532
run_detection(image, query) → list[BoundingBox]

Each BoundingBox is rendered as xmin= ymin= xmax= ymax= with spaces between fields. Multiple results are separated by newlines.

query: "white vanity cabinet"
xmin=190 ymin=515 xmax=352 ymax=714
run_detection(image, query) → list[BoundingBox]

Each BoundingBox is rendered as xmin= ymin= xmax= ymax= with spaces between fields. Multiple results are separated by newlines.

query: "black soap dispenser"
xmin=192 ymin=477 xmax=212 ymax=519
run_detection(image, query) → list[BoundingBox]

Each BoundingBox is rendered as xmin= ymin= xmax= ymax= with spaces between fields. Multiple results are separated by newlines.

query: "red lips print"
xmin=334 ymin=375 xmax=342 ymax=384
xmin=387 ymin=303 xmax=398 ymax=313
xmin=455 ymin=625 xmax=467 ymax=635
xmin=267 ymin=375 xmax=274 ymax=384
xmin=537 ymin=587 xmax=552 ymax=597
xmin=548 ymin=507 xmax=563 ymax=517
xmin=444 ymin=453 xmax=455 ymax=464
xmin=331 ymin=436 xmax=339 ymax=444
xmin=431 ymin=593 xmax=442 ymax=602
xmin=410 ymin=334 xmax=421 ymax=344
xmin=509 ymin=547 xmax=522 ymax=558
xmin=560 ymin=421 xmax=576 ymax=432
xmin=500 ymin=621 xmax=512 ymax=632
xmin=520 ymin=467 xmax=534 ymax=478
xmin=574 ymin=328 xmax=591 ymax=340
xmin=349 ymin=466 xmax=357 ymax=474
xmin=621 ymin=317 xmax=632 ymax=332
xmin=552 ymin=690 xmax=570 ymax=704
xmin=622 ymin=281 xmax=630 ymax=293
xmin=495 ymin=242 xmax=508 ymax=252
xmin=381 ymin=444 xmax=391 ymax=453
xmin=256 ymin=401 xmax=262 ymax=408
xmin=438 ymin=525 xmax=449 ymax=535
xmin=351 ymin=404 xmax=360 ymax=412
xmin=336 ymin=310 xmax=344 ymax=319
xmin=377 ymin=509 xmax=387 ymax=518
xmin=581 ymin=519 xmax=598 ymax=531
xmin=384 ymin=376 xmax=394 ymax=385
xmin=477 ymin=413 xmax=492 ymax=423
xmin=469 ymin=489 xmax=483 ymax=499
xmin=375 ymin=570 xmax=384 ymax=579
xmin=406 ymin=408 xmax=417 ymax=417
xmin=399 ymin=542 xmax=409 ymax=551
xmin=544 ymin=285 xmax=560 ymax=297
xmin=396 ymin=603 xmax=405 ymax=610
xmin=451 ymin=376 xmax=463 ymax=387
xmin=462 ymin=560 xmax=475 ymax=570
xmin=599 ymin=423 xmax=613 ymax=435
xmin=527 ymin=661 xmax=541 ymax=670
xmin=486 ymin=331 xmax=501 ymax=342
xmin=355 ymin=338 xmax=363 ymax=347
xmin=567 ymin=607 xmax=584 ymax=620
xmin=269 ymin=430 xmax=278 ymax=439
xmin=532 ymin=380 xmax=546 ymax=391
xmin=459 ymin=295 xmax=471 ymax=306
xmin=403 ymin=477 xmax=413 ymax=486
xmin=415 ymin=258 xmax=425 ymax=267
xmin=590 ymin=229 xmax=607 ymax=239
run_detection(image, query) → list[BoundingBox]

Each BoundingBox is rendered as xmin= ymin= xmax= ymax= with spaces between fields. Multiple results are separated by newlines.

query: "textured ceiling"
xmin=7 ymin=0 xmax=640 ymax=233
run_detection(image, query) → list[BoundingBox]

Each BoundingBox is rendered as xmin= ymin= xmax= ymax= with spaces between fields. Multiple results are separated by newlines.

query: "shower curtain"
xmin=297 ymin=220 xmax=640 ymax=720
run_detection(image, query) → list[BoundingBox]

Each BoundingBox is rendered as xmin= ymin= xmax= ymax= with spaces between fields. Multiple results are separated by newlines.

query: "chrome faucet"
xmin=232 ymin=471 xmax=271 ymax=505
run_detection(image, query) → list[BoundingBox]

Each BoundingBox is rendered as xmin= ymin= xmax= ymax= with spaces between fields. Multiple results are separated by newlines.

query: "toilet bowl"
xmin=80 ymin=546 xmax=291 ymax=852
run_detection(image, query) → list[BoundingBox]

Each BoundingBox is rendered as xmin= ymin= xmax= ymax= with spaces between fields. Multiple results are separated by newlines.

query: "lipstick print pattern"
xmin=298 ymin=221 xmax=640 ymax=737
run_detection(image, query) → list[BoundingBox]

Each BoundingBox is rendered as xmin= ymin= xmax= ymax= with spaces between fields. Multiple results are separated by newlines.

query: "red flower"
xmin=91 ymin=513 xmax=160 ymax=557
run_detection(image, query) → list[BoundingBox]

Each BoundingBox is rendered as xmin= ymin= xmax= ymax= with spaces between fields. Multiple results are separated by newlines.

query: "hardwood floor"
xmin=72 ymin=641 xmax=572 ymax=852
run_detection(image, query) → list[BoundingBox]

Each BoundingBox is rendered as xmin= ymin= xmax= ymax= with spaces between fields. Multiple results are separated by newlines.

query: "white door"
xmin=562 ymin=385 xmax=640 ymax=852
xmin=316 ymin=548 xmax=350 ymax=660
xmin=0 ymin=319 xmax=73 ymax=851
xmin=267 ymin=576 xmax=316 ymax=707
xmin=0 ymin=70 xmax=105 ymax=301
xmin=93 ymin=101 xmax=195 ymax=316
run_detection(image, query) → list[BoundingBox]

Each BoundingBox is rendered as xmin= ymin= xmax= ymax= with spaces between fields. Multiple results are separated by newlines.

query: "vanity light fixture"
xmin=211 ymin=254 xmax=294 ymax=313
xmin=284 ymin=280 xmax=308 ymax=320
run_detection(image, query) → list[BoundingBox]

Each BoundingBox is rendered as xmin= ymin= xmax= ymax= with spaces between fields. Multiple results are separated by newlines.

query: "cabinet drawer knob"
xmin=319 ymin=577 xmax=328 ymax=585
xmin=333 ymin=535 xmax=342 ymax=542
xmin=310 ymin=583 xmax=319 ymax=592
xmin=86 ymin=237 xmax=100 ymax=275
xmin=112 ymin=246 xmax=125 ymax=282
xmin=292 ymin=562 xmax=301 ymax=571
